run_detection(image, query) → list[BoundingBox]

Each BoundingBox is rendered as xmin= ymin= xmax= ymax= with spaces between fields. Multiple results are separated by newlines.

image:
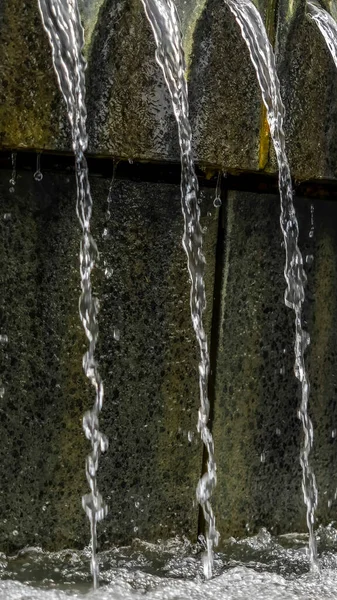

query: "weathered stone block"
xmin=274 ymin=0 xmax=337 ymax=180
xmin=213 ymin=190 xmax=337 ymax=543
xmin=0 ymin=168 xmax=218 ymax=551
xmin=0 ymin=0 xmax=266 ymax=170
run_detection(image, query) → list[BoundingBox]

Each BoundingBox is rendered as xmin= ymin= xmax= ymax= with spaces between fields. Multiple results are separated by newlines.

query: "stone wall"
xmin=1 ymin=0 xmax=337 ymax=552
xmin=1 ymin=0 xmax=337 ymax=179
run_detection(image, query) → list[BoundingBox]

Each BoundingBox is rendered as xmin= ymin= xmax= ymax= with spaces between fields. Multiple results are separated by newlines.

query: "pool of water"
xmin=1 ymin=527 xmax=337 ymax=599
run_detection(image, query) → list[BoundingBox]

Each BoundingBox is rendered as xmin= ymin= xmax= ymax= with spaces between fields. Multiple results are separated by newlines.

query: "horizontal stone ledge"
xmin=3 ymin=0 xmax=337 ymax=181
xmin=2 ymin=150 xmax=337 ymax=200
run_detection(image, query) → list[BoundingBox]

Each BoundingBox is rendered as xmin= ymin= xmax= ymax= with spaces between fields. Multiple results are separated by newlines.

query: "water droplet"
xmin=3 ymin=213 xmax=11 ymax=221
xmin=34 ymin=153 xmax=43 ymax=181
xmin=279 ymin=366 xmax=285 ymax=375
xmin=105 ymin=267 xmax=113 ymax=279
xmin=102 ymin=228 xmax=109 ymax=240
xmin=135 ymin=501 xmax=140 ymax=509
xmin=34 ymin=171 xmax=43 ymax=182
xmin=128 ymin=158 xmax=134 ymax=164
xmin=9 ymin=187 xmax=15 ymax=194
xmin=260 ymin=451 xmax=266 ymax=463
xmin=309 ymin=204 xmax=314 ymax=238
xmin=113 ymin=328 xmax=120 ymax=341
xmin=306 ymin=254 xmax=314 ymax=264
xmin=12 ymin=530 xmax=18 ymax=537
xmin=0 ymin=335 xmax=8 ymax=344
xmin=133 ymin=526 xmax=138 ymax=533
xmin=332 ymin=429 xmax=336 ymax=439
xmin=0 ymin=387 xmax=5 ymax=399
xmin=276 ymin=428 xmax=281 ymax=436
xmin=212 ymin=171 xmax=222 ymax=209
xmin=188 ymin=430 xmax=194 ymax=442
xmin=328 ymin=499 xmax=332 ymax=508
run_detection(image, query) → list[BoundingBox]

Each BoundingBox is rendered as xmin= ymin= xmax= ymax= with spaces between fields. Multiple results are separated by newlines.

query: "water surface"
xmin=1 ymin=528 xmax=337 ymax=599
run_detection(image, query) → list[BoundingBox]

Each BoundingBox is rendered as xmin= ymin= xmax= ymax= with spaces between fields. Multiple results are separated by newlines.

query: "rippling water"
xmin=1 ymin=528 xmax=337 ymax=599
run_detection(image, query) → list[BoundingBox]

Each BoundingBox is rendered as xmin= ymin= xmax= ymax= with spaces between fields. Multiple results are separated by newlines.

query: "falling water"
xmin=307 ymin=2 xmax=337 ymax=78
xmin=37 ymin=0 xmax=108 ymax=589
xmin=224 ymin=0 xmax=318 ymax=571
xmin=9 ymin=151 xmax=17 ymax=194
xmin=140 ymin=0 xmax=219 ymax=578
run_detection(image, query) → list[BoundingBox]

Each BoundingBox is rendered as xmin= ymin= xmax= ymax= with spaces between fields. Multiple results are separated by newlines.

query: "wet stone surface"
xmin=213 ymin=191 xmax=337 ymax=541
xmin=2 ymin=0 xmax=337 ymax=180
xmin=0 ymin=0 xmax=266 ymax=171
xmin=0 ymin=169 xmax=218 ymax=552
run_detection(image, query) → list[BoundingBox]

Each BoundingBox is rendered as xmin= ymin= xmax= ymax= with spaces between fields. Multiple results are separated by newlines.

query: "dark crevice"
xmin=2 ymin=150 xmax=337 ymax=199
xmin=197 ymin=175 xmax=227 ymax=542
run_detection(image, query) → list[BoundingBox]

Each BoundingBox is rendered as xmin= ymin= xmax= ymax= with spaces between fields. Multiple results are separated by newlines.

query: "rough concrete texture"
xmin=0 ymin=168 xmax=218 ymax=552
xmin=0 ymin=0 xmax=265 ymax=170
xmin=273 ymin=0 xmax=337 ymax=180
xmin=213 ymin=191 xmax=337 ymax=543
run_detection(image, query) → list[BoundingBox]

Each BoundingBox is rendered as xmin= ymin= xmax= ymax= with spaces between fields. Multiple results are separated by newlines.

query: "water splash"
xmin=37 ymin=0 xmax=108 ymax=588
xmin=139 ymin=0 xmax=219 ymax=578
xmin=225 ymin=0 xmax=318 ymax=571
xmin=3 ymin=530 xmax=337 ymax=599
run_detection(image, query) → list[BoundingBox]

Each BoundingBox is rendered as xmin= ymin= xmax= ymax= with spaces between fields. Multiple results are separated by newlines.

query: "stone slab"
xmin=213 ymin=190 xmax=337 ymax=542
xmin=0 ymin=168 xmax=218 ymax=552
xmin=273 ymin=0 xmax=337 ymax=180
xmin=0 ymin=0 xmax=266 ymax=171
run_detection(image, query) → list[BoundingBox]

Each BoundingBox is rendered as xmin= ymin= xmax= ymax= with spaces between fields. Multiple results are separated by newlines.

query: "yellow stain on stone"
xmin=258 ymin=0 xmax=277 ymax=171
xmin=258 ymin=106 xmax=270 ymax=170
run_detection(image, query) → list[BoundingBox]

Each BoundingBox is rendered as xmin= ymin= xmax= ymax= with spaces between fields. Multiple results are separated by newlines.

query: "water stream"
xmin=37 ymin=0 xmax=108 ymax=589
xmin=139 ymin=0 xmax=219 ymax=579
xmin=224 ymin=0 xmax=318 ymax=571
xmin=307 ymin=1 xmax=337 ymax=73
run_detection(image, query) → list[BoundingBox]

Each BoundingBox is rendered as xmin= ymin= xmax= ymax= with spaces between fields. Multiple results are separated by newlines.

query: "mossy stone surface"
xmin=0 ymin=168 xmax=218 ymax=551
xmin=0 ymin=1 xmax=67 ymax=150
